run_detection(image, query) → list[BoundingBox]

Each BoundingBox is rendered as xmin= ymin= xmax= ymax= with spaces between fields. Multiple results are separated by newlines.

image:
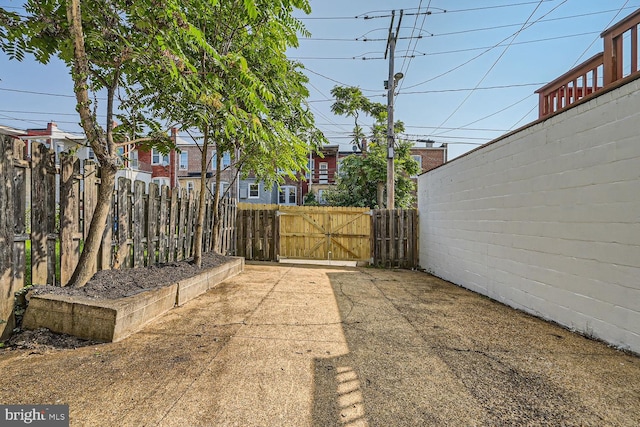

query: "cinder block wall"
xmin=418 ymin=79 xmax=640 ymax=353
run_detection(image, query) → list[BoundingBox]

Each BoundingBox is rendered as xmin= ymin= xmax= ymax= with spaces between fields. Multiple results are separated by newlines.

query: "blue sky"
xmin=0 ymin=0 xmax=638 ymax=160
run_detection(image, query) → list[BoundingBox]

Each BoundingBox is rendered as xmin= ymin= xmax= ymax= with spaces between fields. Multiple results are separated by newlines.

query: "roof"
xmin=0 ymin=125 xmax=26 ymax=136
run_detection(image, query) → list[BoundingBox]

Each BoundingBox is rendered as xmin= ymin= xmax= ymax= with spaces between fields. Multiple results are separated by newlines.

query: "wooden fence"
xmin=0 ymin=136 xmax=236 ymax=338
xmin=236 ymin=204 xmax=418 ymax=269
xmin=371 ymin=209 xmax=418 ymax=269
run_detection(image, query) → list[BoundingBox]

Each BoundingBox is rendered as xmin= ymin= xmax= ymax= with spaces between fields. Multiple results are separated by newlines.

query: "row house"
xmin=297 ymin=142 xmax=447 ymax=205
xmin=21 ymin=122 xmax=154 ymax=190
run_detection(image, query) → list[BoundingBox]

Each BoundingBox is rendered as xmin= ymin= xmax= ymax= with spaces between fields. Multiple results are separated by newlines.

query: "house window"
xmin=222 ymin=152 xmax=231 ymax=168
xmin=179 ymin=152 xmax=188 ymax=170
xmin=278 ymin=186 xmax=297 ymax=205
xmin=411 ymin=155 xmax=422 ymax=178
xmin=319 ymin=162 xmax=328 ymax=184
xmin=316 ymin=189 xmax=326 ymax=204
xmin=249 ymin=183 xmax=259 ymax=198
xmin=186 ymin=181 xmax=194 ymax=193
xmin=88 ymin=148 xmax=95 ymax=160
xmin=130 ymin=150 xmax=139 ymax=169
xmin=152 ymin=148 xmax=169 ymax=165
xmin=212 ymin=181 xmax=229 ymax=199
xmin=211 ymin=152 xmax=217 ymax=170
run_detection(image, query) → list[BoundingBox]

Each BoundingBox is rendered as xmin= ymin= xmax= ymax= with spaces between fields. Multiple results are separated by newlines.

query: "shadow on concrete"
xmin=311 ymin=268 xmax=640 ymax=427
xmin=311 ymin=270 xmax=451 ymax=427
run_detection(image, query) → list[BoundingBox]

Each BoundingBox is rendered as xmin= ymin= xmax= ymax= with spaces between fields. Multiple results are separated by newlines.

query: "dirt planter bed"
xmin=22 ymin=256 xmax=244 ymax=342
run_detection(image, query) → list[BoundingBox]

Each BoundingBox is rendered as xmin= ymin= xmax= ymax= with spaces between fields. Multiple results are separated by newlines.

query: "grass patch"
xmin=24 ymin=239 xmax=61 ymax=286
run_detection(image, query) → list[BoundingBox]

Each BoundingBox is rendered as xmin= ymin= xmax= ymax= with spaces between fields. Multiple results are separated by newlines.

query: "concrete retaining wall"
xmin=417 ymin=79 xmax=640 ymax=353
xmin=23 ymin=257 xmax=244 ymax=342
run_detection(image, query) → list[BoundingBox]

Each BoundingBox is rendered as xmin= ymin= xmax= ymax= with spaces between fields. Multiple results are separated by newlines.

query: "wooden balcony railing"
xmin=537 ymin=8 xmax=640 ymax=118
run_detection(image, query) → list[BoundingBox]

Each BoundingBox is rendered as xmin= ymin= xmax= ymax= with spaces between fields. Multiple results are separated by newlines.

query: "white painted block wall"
xmin=418 ymin=79 xmax=640 ymax=353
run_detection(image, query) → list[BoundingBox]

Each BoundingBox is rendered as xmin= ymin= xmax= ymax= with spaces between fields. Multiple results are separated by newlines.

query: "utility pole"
xmin=385 ymin=10 xmax=403 ymax=210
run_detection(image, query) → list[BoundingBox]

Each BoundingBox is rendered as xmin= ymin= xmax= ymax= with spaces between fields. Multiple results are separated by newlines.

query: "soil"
xmin=4 ymin=252 xmax=235 ymax=351
xmin=33 ymin=252 xmax=233 ymax=299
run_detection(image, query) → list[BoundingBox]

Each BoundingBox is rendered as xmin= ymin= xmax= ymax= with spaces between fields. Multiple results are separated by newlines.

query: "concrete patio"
xmin=0 ymin=263 xmax=638 ymax=426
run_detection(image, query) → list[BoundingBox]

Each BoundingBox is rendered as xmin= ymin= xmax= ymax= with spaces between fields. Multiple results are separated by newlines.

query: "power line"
xmin=402 ymin=0 xmax=571 ymax=90
xmin=432 ymin=0 xmax=550 ymax=132
xmin=303 ymin=68 xmax=380 ymax=92
xmin=433 ymin=95 xmax=536 ymax=138
xmin=396 ymin=0 xmax=430 ymax=98
xmin=299 ymin=6 xmax=640 ymax=42
xmin=571 ymin=0 xmax=631 ymax=67
xmin=0 ymin=86 xmax=107 ymax=100
xmin=398 ymin=82 xmax=546 ymax=95
xmin=0 ymin=108 xmax=106 ymax=117
xmin=296 ymin=1 xmax=558 ymax=21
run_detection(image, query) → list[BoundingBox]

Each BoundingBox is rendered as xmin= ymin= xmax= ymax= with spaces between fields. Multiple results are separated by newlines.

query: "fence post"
xmin=176 ymin=188 xmax=187 ymax=261
xmin=158 ymin=185 xmax=169 ymax=263
xmin=83 ymin=160 xmax=99 ymax=277
xmin=31 ymin=143 xmax=56 ymax=285
xmin=168 ymin=187 xmax=178 ymax=262
xmin=59 ymin=153 xmax=81 ymax=286
xmin=147 ymin=182 xmax=159 ymax=265
xmin=116 ymin=177 xmax=132 ymax=269
xmin=0 ymin=135 xmax=17 ymax=338
xmin=133 ymin=180 xmax=145 ymax=267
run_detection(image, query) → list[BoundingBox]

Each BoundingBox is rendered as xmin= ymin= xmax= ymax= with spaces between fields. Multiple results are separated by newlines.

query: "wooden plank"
xmin=30 ymin=143 xmax=51 ymax=285
xmin=116 ymin=177 xmax=131 ymax=269
xmin=83 ymin=161 xmax=98 ymax=240
xmin=46 ymin=151 xmax=57 ymax=284
xmin=59 ymin=153 xmax=80 ymax=286
xmin=99 ymin=193 xmax=113 ymax=271
xmin=246 ymin=210 xmax=253 ymax=259
xmin=168 ymin=187 xmax=178 ymax=262
xmin=411 ymin=209 xmax=418 ymax=268
xmin=83 ymin=160 xmax=98 ymax=276
xmin=203 ymin=198 xmax=212 ymax=253
xmin=185 ymin=191 xmax=195 ymax=259
xmin=147 ymin=183 xmax=159 ymax=265
xmin=176 ymin=188 xmax=187 ymax=261
xmin=158 ymin=185 xmax=169 ymax=263
xmin=0 ymin=135 xmax=16 ymax=338
xmin=133 ymin=180 xmax=145 ymax=267
xmin=236 ymin=209 xmax=244 ymax=258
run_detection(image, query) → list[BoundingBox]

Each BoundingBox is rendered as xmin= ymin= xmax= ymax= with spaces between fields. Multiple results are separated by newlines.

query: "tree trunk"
xmin=65 ymin=0 xmax=117 ymax=287
xmin=211 ymin=145 xmax=222 ymax=253
xmin=67 ymin=165 xmax=116 ymax=286
xmin=192 ymin=132 xmax=209 ymax=267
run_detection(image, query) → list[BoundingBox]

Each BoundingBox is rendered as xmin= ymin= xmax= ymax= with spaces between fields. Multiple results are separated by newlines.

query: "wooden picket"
xmin=372 ymin=209 xmax=418 ymax=269
xmin=236 ymin=205 xmax=418 ymax=267
xmin=0 ymin=140 xmax=238 ymax=290
xmin=236 ymin=208 xmax=278 ymax=261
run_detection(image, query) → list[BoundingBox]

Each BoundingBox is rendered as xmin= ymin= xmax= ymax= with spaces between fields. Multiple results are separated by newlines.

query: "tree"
xmin=0 ymin=0 xmax=215 ymax=286
xmin=330 ymin=86 xmax=385 ymax=151
xmin=142 ymin=0 xmax=324 ymax=266
xmin=325 ymin=138 xmax=418 ymax=209
xmin=325 ymin=85 xmax=419 ymax=208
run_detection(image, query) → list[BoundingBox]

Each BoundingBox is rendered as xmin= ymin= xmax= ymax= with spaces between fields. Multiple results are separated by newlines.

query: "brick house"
xmin=300 ymin=143 xmax=447 ymax=205
xmin=175 ymin=137 xmax=236 ymax=199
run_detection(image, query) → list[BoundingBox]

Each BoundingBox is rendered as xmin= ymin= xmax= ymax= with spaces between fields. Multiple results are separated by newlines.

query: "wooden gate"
xmin=278 ymin=206 xmax=371 ymax=262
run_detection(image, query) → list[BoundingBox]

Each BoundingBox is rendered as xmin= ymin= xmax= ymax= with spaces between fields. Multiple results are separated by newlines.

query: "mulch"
xmin=3 ymin=252 xmax=235 ymax=351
